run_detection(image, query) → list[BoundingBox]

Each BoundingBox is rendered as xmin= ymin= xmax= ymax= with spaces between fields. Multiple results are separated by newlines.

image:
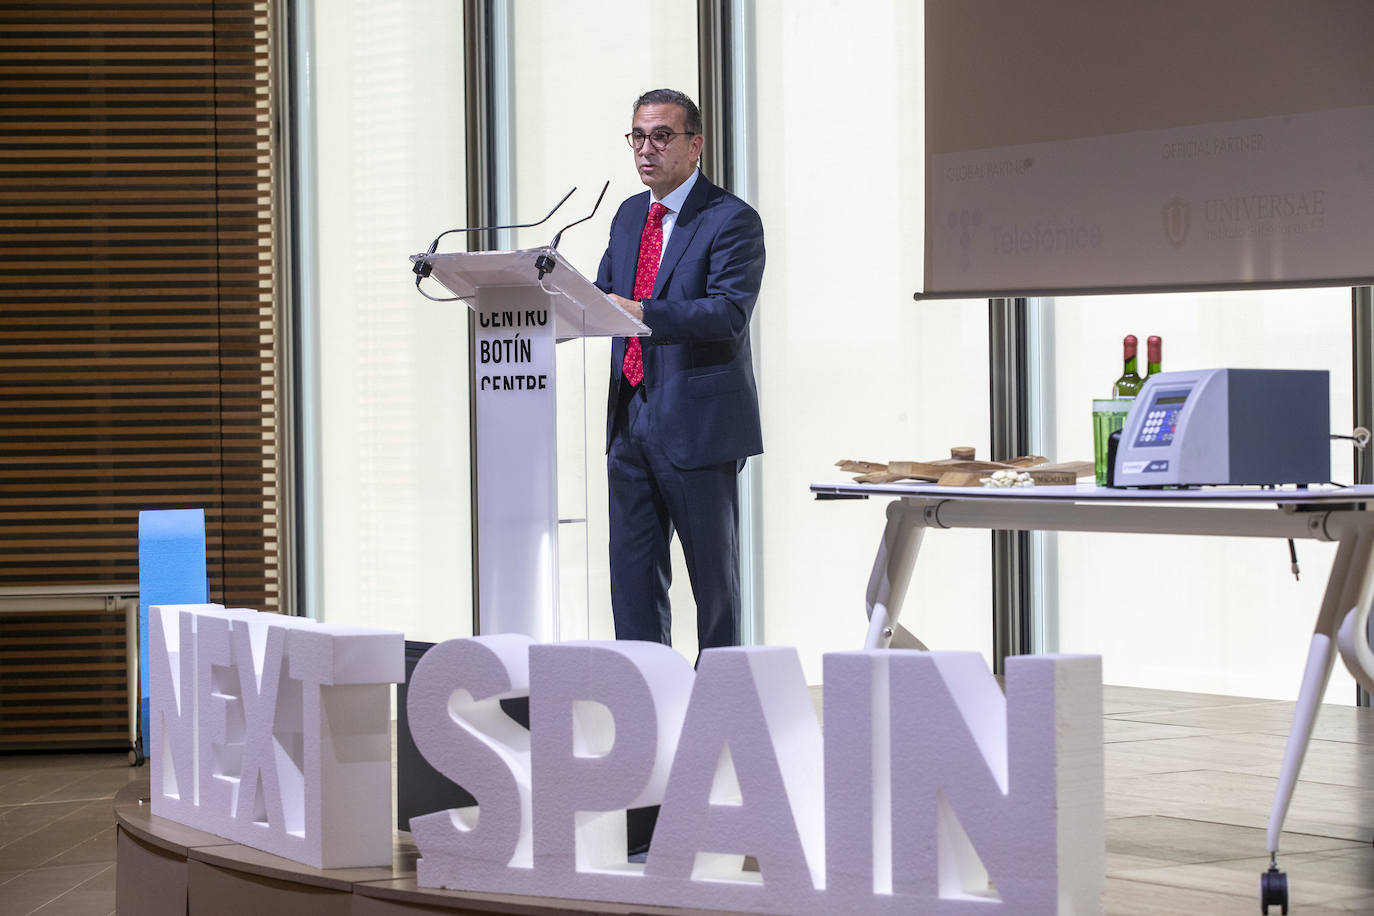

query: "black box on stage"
xmin=396 ymin=640 xmax=477 ymax=829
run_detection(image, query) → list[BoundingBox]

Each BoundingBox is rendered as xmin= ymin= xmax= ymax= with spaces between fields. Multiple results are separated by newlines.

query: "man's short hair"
xmin=633 ymin=89 xmax=702 ymax=136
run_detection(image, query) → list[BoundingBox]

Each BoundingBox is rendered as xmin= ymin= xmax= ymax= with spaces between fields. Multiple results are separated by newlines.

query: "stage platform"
xmin=114 ymin=778 xmax=733 ymax=916
xmin=107 ymin=683 xmax=1374 ymax=915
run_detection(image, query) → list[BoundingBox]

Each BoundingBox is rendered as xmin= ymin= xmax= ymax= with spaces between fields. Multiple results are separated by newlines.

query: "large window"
xmin=504 ymin=0 xmax=700 ymax=646
xmin=312 ymin=0 xmax=471 ymax=641
xmin=309 ymin=0 xmax=698 ymax=644
xmin=1041 ymin=288 xmax=1356 ymax=702
xmin=750 ymin=1 xmax=992 ymax=683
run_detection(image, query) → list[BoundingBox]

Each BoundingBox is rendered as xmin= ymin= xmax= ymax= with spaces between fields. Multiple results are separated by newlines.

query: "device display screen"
xmin=1134 ymin=387 xmax=1189 ymax=447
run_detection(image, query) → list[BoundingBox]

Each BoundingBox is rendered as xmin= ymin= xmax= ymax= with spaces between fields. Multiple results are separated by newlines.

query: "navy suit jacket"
xmin=595 ymin=174 xmax=765 ymax=469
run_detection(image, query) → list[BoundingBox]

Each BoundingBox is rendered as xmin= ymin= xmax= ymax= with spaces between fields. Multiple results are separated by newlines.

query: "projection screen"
xmin=922 ymin=0 xmax=1374 ymax=298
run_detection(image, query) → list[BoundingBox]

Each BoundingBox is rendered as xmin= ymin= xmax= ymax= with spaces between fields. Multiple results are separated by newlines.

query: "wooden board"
xmin=838 ymin=457 xmax=1094 ymax=487
xmin=935 ymin=460 xmax=1095 ymax=487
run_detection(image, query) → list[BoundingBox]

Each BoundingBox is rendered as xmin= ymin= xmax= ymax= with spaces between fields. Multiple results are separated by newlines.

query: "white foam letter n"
xmin=889 ymin=652 xmax=1103 ymax=913
xmin=149 ymin=604 xmax=221 ymax=822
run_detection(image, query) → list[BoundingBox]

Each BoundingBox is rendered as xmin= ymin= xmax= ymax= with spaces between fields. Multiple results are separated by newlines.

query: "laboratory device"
xmin=1112 ymin=368 xmax=1329 ymax=488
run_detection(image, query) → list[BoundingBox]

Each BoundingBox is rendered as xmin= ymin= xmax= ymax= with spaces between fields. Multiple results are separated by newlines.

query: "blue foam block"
xmin=137 ymin=509 xmax=208 ymax=755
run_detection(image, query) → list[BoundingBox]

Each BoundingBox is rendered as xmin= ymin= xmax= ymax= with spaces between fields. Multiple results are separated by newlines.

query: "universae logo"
xmin=1162 ymin=197 xmax=1191 ymax=248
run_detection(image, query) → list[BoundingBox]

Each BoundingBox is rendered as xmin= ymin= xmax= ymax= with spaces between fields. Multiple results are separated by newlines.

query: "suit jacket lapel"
xmin=652 ymin=177 xmax=711 ymax=299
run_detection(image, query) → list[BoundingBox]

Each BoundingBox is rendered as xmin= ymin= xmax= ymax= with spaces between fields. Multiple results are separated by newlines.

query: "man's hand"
xmin=608 ymin=293 xmax=644 ymax=322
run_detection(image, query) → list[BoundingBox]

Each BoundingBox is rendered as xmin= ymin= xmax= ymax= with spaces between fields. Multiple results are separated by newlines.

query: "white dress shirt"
xmin=649 ymin=168 xmax=699 ymax=268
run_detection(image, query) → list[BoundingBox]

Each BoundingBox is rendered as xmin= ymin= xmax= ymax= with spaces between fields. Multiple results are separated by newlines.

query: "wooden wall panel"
xmin=0 ymin=1 xmax=279 ymax=611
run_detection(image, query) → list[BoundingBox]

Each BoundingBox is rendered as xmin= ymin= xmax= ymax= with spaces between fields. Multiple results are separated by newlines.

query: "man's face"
xmin=631 ymin=102 xmax=703 ymax=199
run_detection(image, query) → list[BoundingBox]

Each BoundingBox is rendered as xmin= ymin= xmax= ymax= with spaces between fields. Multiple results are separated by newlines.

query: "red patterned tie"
xmin=622 ymin=202 xmax=668 ymax=387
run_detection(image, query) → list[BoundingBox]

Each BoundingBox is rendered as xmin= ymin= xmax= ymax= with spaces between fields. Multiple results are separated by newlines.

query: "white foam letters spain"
xmin=409 ymin=637 xmax=1104 ymax=915
xmin=148 ymin=607 xmax=1103 ymax=912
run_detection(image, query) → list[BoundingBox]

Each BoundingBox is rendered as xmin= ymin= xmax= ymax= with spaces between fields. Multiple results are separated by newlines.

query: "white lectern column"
xmin=473 ymin=285 xmax=558 ymax=640
xmin=412 ymin=247 xmax=647 ymax=640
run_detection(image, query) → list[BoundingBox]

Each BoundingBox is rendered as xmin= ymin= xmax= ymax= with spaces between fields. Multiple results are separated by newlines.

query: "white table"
xmin=810 ymin=480 xmax=1374 ymax=907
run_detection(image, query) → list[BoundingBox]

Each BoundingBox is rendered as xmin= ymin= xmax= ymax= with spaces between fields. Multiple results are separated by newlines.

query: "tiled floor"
xmin=0 ymin=750 xmax=139 ymax=916
xmin=1 ymin=686 xmax=1372 ymax=915
xmin=1097 ymin=687 xmax=1374 ymax=915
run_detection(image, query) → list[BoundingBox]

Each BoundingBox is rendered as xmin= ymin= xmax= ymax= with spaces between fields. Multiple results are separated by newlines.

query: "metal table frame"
xmin=812 ymin=481 xmax=1374 ymax=903
xmin=0 ymin=585 xmax=141 ymax=758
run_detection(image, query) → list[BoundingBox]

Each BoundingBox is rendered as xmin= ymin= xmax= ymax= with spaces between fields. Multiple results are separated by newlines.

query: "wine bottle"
xmin=1112 ymin=334 xmax=1142 ymax=398
xmin=1146 ymin=335 xmax=1162 ymax=377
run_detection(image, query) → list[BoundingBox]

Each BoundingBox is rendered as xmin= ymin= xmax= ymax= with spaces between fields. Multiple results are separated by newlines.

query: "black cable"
xmin=412 ymin=187 xmax=579 ymax=300
xmin=425 ymin=186 xmax=576 ymax=257
xmin=537 ymin=181 xmax=611 ymax=279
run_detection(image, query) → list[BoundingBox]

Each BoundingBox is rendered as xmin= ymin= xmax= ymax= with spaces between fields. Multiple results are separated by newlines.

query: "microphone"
xmin=412 ymin=186 xmax=577 ymax=283
xmin=535 ymin=180 xmax=610 ymax=280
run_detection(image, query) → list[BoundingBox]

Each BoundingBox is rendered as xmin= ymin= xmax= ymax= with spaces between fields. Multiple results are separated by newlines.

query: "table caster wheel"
xmin=1260 ymin=864 xmax=1288 ymax=914
xmin=128 ymin=743 xmax=145 ymax=767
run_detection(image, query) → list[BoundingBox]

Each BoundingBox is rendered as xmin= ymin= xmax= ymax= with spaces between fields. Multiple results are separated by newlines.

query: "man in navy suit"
xmin=595 ymin=88 xmax=765 ymax=654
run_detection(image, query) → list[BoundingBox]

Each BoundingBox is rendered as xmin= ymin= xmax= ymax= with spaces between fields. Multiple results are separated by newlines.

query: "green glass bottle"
xmin=1146 ymin=335 xmax=1162 ymax=377
xmin=1112 ymin=334 xmax=1142 ymax=398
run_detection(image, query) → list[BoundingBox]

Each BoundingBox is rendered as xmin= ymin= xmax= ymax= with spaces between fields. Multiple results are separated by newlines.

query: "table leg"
xmin=1265 ymin=530 xmax=1372 ymax=855
xmin=863 ymin=500 xmax=927 ymax=650
xmin=1266 ymin=632 xmax=1339 ymax=856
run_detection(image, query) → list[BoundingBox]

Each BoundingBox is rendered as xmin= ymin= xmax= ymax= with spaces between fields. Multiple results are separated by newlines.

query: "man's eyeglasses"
xmin=625 ymin=129 xmax=696 ymax=151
